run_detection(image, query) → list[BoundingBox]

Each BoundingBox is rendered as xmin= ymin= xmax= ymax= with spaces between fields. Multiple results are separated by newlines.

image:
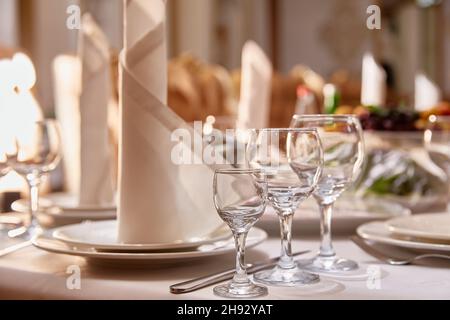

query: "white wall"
xmin=83 ymin=0 xmax=123 ymax=49
xmin=277 ymin=0 xmax=372 ymax=76
xmin=168 ymin=0 xmax=272 ymax=69
xmin=443 ymin=0 xmax=450 ymax=96
xmin=173 ymin=0 xmax=215 ymax=62
xmin=0 ymin=0 xmax=18 ymax=47
xmin=31 ymin=0 xmax=122 ymax=113
xmin=29 ymin=0 xmax=78 ymax=113
xmin=393 ymin=3 xmax=421 ymax=97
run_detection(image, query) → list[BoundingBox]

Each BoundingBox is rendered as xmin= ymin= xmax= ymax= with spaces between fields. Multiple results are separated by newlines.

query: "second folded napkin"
xmin=237 ymin=41 xmax=272 ymax=130
xmin=53 ymin=13 xmax=115 ymax=207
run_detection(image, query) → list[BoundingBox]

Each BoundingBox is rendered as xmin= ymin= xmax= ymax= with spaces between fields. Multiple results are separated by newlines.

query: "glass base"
xmin=7 ymin=223 xmax=42 ymax=240
xmin=254 ymin=265 xmax=320 ymax=287
xmin=0 ymin=222 xmax=22 ymax=233
xmin=213 ymin=281 xmax=267 ymax=299
xmin=298 ymin=255 xmax=359 ymax=274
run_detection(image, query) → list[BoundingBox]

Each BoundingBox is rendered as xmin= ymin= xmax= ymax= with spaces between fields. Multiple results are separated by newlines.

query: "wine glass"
xmin=6 ymin=119 xmax=62 ymax=237
xmin=291 ymin=115 xmax=364 ymax=273
xmin=247 ymin=128 xmax=323 ymax=286
xmin=0 ymin=154 xmax=15 ymax=231
xmin=424 ymin=115 xmax=450 ymax=211
xmin=212 ymin=169 xmax=268 ymax=298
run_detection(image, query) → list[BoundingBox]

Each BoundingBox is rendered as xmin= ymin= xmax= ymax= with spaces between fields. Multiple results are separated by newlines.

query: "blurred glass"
xmin=424 ymin=115 xmax=450 ymax=210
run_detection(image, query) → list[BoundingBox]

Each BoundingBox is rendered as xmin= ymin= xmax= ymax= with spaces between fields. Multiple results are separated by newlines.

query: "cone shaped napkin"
xmin=237 ymin=41 xmax=272 ymax=130
xmin=118 ymin=0 xmax=223 ymax=243
xmin=53 ymin=13 xmax=115 ymax=206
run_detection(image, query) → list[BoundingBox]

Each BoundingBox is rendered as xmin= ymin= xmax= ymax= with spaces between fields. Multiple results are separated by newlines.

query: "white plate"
xmin=387 ymin=213 xmax=450 ymax=241
xmin=11 ymin=193 xmax=116 ymax=223
xmin=357 ymin=221 xmax=450 ymax=253
xmin=53 ymin=220 xmax=232 ymax=251
xmin=12 ymin=192 xmax=116 ymax=213
xmin=257 ymin=196 xmax=410 ymax=234
xmin=32 ymin=227 xmax=267 ymax=265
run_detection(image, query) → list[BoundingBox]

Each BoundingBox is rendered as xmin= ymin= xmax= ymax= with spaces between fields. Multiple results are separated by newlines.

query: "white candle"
xmin=361 ymin=52 xmax=386 ymax=107
xmin=415 ymin=73 xmax=441 ymax=111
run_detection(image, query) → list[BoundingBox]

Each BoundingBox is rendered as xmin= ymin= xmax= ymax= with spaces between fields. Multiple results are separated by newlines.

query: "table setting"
xmin=0 ymin=0 xmax=449 ymax=301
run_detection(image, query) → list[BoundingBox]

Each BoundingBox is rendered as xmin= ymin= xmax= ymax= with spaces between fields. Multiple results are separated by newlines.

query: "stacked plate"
xmin=32 ymin=220 xmax=267 ymax=265
xmin=357 ymin=212 xmax=450 ymax=253
xmin=11 ymin=193 xmax=116 ymax=227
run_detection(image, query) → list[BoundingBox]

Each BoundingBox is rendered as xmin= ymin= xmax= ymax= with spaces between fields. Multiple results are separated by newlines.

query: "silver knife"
xmin=0 ymin=240 xmax=32 ymax=257
xmin=170 ymin=250 xmax=310 ymax=294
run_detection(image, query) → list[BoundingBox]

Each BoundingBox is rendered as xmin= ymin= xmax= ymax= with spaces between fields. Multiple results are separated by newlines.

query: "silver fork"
xmin=351 ymin=236 xmax=450 ymax=266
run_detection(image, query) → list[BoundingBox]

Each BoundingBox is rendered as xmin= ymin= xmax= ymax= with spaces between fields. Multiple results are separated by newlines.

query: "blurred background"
xmin=0 ymin=0 xmax=449 ymax=115
xmin=1 ymin=0 xmax=450 ymax=214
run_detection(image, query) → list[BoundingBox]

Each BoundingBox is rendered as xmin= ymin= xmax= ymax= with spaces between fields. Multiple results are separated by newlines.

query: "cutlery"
xmin=351 ymin=235 xmax=450 ymax=265
xmin=0 ymin=240 xmax=32 ymax=257
xmin=170 ymin=250 xmax=310 ymax=294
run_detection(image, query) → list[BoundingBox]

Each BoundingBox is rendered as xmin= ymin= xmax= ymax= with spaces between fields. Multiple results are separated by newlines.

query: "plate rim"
xmin=356 ymin=221 xmax=450 ymax=252
xmin=386 ymin=213 xmax=450 ymax=241
xmin=32 ymin=227 xmax=267 ymax=261
xmin=12 ymin=194 xmax=116 ymax=213
xmin=38 ymin=209 xmax=116 ymax=219
xmin=52 ymin=220 xmax=233 ymax=251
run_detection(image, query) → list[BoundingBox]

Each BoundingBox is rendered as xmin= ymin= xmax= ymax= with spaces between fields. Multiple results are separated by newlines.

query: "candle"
xmin=415 ymin=73 xmax=441 ymax=112
xmin=361 ymin=52 xmax=386 ymax=107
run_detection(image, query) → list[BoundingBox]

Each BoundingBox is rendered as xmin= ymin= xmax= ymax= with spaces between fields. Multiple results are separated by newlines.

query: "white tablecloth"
xmin=0 ymin=235 xmax=449 ymax=299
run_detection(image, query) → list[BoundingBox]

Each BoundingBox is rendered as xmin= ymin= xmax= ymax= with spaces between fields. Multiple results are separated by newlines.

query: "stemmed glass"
xmin=291 ymin=115 xmax=364 ymax=273
xmin=212 ymin=168 xmax=268 ymax=298
xmin=0 ymin=155 xmax=14 ymax=231
xmin=424 ymin=115 xmax=450 ymax=211
xmin=6 ymin=119 xmax=62 ymax=237
xmin=247 ymin=128 xmax=323 ymax=286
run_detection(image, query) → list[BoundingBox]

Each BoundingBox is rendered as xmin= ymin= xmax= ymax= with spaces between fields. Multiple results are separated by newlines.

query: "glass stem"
xmin=319 ymin=203 xmax=335 ymax=258
xmin=278 ymin=211 xmax=295 ymax=269
xmin=445 ymin=169 xmax=450 ymax=213
xmin=232 ymin=231 xmax=250 ymax=285
xmin=26 ymin=173 xmax=41 ymax=228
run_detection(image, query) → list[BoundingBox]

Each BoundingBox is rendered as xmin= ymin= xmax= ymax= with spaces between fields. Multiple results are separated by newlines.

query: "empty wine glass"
xmin=291 ymin=115 xmax=364 ymax=273
xmin=247 ymin=128 xmax=323 ymax=286
xmin=213 ymin=169 xmax=268 ymax=298
xmin=424 ymin=115 xmax=450 ymax=211
xmin=0 ymin=154 xmax=16 ymax=231
xmin=6 ymin=119 xmax=62 ymax=238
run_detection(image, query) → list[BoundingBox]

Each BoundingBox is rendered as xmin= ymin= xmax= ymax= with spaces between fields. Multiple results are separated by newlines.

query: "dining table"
xmin=0 ymin=226 xmax=449 ymax=300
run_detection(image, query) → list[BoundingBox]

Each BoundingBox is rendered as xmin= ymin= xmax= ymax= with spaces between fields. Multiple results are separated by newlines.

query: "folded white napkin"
xmin=53 ymin=13 xmax=115 ymax=207
xmin=361 ymin=52 xmax=386 ymax=107
xmin=118 ymin=0 xmax=223 ymax=244
xmin=237 ymin=41 xmax=272 ymax=130
xmin=415 ymin=73 xmax=441 ymax=111
xmin=53 ymin=55 xmax=81 ymax=195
